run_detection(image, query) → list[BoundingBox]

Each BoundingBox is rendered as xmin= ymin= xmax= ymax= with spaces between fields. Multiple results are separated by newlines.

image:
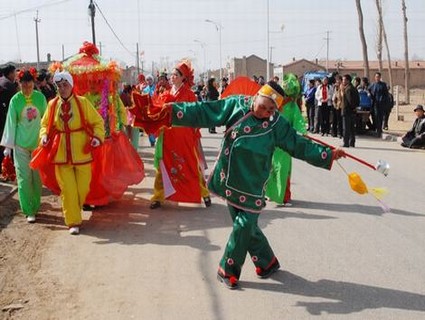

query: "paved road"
xmin=33 ymin=128 xmax=425 ymax=320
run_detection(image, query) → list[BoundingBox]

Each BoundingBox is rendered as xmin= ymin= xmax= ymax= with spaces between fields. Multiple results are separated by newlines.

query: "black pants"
xmin=331 ymin=107 xmax=342 ymax=137
xmin=343 ymin=114 xmax=356 ymax=147
xmin=319 ymin=104 xmax=331 ymax=134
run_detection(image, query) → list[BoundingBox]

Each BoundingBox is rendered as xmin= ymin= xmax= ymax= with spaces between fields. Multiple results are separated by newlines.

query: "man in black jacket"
xmin=341 ymin=74 xmax=360 ymax=148
xmin=401 ymin=105 xmax=425 ymax=149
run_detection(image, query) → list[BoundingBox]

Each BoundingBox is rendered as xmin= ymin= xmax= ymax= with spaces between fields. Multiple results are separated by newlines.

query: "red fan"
xmin=220 ymin=76 xmax=261 ymax=98
xmin=131 ymin=91 xmax=171 ymax=134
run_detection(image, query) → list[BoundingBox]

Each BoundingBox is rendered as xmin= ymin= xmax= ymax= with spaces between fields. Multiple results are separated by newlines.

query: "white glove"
xmin=90 ymin=137 xmax=101 ymax=148
xmin=3 ymin=148 xmax=11 ymax=157
xmin=41 ymin=135 xmax=49 ymax=146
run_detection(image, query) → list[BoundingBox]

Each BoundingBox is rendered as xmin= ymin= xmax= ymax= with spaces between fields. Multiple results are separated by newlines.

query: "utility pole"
xmin=34 ymin=10 xmax=41 ymax=69
xmin=88 ymin=0 xmax=96 ymax=45
xmin=136 ymin=42 xmax=140 ymax=75
xmin=324 ymin=30 xmax=331 ymax=72
xmin=266 ymin=0 xmax=270 ymax=80
xmin=99 ymin=42 xmax=103 ymax=55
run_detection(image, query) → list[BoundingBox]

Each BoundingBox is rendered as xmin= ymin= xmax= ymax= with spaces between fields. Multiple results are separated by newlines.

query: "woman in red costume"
xmin=150 ymin=60 xmax=210 ymax=209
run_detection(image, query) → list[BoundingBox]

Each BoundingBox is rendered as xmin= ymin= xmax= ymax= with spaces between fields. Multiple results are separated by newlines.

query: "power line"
xmin=93 ymin=1 xmax=136 ymax=59
xmin=0 ymin=0 xmax=71 ymax=21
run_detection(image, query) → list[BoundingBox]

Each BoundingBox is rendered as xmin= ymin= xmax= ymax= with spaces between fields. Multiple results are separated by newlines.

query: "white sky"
xmin=0 ymin=0 xmax=424 ymax=73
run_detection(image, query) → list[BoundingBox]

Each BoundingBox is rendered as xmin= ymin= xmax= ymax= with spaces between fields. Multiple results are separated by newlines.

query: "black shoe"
xmin=256 ymin=259 xmax=280 ymax=279
xmin=340 ymin=144 xmax=349 ymax=148
xmin=82 ymin=204 xmax=95 ymax=211
xmin=203 ymin=196 xmax=212 ymax=207
xmin=150 ymin=201 xmax=161 ymax=209
xmin=217 ymin=272 xmax=239 ymax=290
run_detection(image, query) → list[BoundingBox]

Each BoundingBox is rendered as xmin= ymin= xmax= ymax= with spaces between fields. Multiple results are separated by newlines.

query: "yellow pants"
xmin=151 ymin=167 xmax=209 ymax=203
xmin=55 ymin=163 xmax=92 ymax=227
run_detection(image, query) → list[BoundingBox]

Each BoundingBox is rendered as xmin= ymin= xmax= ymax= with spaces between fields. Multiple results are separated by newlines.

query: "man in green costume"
xmin=156 ymin=81 xmax=345 ymax=289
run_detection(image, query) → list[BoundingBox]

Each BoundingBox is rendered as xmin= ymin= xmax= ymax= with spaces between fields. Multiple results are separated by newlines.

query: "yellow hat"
xmin=257 ymin=84 xmax=284 ymax=108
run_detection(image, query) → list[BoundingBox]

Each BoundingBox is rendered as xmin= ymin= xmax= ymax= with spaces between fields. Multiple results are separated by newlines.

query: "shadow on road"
xmin=241 ymin=270 xmax=425 ymax=315
xmin=294 ymin=200 xmax=423 ymax=217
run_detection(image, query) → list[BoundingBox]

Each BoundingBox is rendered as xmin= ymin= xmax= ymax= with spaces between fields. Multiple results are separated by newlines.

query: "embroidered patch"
xmin=231 ymin=131 xmax=237 ymax=139
xmin=321 ymin=151 xmax=328 ymax=160
xmin=220 ymin=171 xmax=226 ymax=181
xmin=224 ymin=147 xmax=230 ymax=156
xmin=225 ymin=190 xmax=232 ymax=197
xmin=227 ymin=258 xmax=234 ymax=265
xmin=239 ymin=195 xmax=246 ymax=203
xmin=176 ymin=110 xmax=184 ymax=119
xmin=252 ymin=256 xmax=258 ymax=262
xmin=243 ymin=126 xmax=251 ymax=134
xmin=255 ymin=199 xmax=262 ymax=207
xmin=262 ymin=121 xmax=269 ymax=129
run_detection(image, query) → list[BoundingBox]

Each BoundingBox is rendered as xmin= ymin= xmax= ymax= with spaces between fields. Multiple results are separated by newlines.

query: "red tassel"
xmin=255 ymin=267 xmax=262 ymax=275
xmin=229 ymin=276 xmax=238 ymax=285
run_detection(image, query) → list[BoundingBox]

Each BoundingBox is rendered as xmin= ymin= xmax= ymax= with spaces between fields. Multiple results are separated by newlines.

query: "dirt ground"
xmin=0 ymin=88 xmax=424 ymax=319
xmin=0 ymin=189 xmax=66 ymax=320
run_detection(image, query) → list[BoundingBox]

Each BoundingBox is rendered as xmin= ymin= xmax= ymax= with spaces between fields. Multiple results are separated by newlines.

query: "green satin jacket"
xmin=172 ymin=95 xmax=333 ymax=213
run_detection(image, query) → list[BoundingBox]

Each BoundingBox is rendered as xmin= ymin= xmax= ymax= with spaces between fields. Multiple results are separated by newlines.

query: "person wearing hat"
xmin=1 ymin=68 xmax=47 ymax=222
xmin=150 ymin=80 xmax=346 ymax=289
xmin=265 ymin=73 xmax=306 ymax=207
xmin=401 ymin=105 xmax=425 ymax=149
xmin=39 ymin=71 xmax=105 ymax=235
xmin=149 ymin=60 xmax=211 ymax=209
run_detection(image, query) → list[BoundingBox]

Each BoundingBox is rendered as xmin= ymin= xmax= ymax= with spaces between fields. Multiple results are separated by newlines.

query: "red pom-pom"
xmin=229 ymin=276 xmax=238 ymax=285
xmin=79 ymin=41 xmax=99 ymax=57
xmin=255 ymin=267 xmax=262 ymax=275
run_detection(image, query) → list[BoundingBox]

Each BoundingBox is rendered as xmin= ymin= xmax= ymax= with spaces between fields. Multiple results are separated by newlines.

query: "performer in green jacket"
xmin=266 ymin=73 xmax=306 ymax=206
xmin=158 ymin=81 xmax=345 ymax=289
xmin=1 ymin=68 xmax=47 ymax=222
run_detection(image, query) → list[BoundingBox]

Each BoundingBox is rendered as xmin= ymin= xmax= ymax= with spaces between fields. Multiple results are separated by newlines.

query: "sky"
xmin=0 ymin=0 xmax=424 ymax=74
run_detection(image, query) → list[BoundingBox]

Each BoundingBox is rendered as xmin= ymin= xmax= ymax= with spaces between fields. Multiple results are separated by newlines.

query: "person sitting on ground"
xmin=401 ymin=104 xmax=425 ymax=149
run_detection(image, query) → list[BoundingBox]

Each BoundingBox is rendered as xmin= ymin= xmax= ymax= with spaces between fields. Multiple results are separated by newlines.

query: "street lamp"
xmin=194 ymin=39 xmax=207 ymax=81
xmin=205 ymin=19 xmax=223 ymax=80
xmin=88 ymin=0 xmax=96 ymax=45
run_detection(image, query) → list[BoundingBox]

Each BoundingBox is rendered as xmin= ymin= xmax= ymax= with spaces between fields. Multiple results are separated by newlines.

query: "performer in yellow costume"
xmin=40 ymin=71 xmax=105 ymax=235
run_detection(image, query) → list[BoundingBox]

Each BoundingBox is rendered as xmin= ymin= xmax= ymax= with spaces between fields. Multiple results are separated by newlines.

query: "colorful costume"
xmin=266 ymin=74 xmax=306 ymax=204
xmin=40 ymin=94 xmax=105 ymax=227
xmin=46 ymin=42 xmax=144 ymax=206
xmin=151 ymin=84 xmax=209 ymax=204
xmin=1 ymin=89 xmax=47 ymax=217
xmin=168 ymin=88 xmax=336 ymax=286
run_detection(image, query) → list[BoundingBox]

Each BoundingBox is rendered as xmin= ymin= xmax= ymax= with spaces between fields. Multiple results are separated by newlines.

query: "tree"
xmin=375 ymin=0 xmax=393 ymax=90
xmin=402 ymin=0 xmax=410 ymax=103
xmin=376 ymin=3 xmax=383 ymax=73
xmin=355 ymin=0 xmax=370 ymax=78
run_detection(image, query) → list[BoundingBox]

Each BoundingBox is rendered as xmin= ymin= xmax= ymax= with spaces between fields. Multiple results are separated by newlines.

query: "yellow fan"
xmin=337 ymin=162 xmax=390 ymax=212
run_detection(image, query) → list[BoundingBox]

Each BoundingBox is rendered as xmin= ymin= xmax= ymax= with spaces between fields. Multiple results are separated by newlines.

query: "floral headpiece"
xmin=17 ymin=67 xmax=38 ymax=82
